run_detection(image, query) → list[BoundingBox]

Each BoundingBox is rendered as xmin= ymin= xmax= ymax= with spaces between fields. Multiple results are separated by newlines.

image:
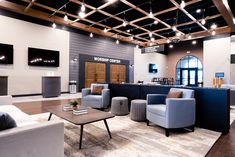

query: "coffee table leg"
xmin=48 ymin=113 xmax=52 ymax=121
xmin=104 ymin=119 xmax=112 ymax=139
xmin=79 ymin=125 xmax=84 ymax=149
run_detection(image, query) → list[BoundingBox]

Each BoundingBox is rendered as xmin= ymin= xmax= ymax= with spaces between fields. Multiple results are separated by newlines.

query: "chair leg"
xmin=165 ymin=128 xmax=169 ymax=137
xmin=191 ymin=125 xmax=195 ymax=132
xmin=147 ymin=119 xmax=149 ymax=126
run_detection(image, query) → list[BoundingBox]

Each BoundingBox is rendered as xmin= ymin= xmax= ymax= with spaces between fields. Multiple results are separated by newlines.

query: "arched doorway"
xmin=175 ymin=55 xmax=203 ymax=86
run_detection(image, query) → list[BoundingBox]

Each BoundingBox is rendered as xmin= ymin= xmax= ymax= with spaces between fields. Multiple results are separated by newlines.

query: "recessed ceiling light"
xmin=64 ymin=15 xmax=68 ymax=21
xmin=154 ymin=20 xmax=158 ymax=24
xmin=90 ymin=33 xmax=93 ymax=38
xmin=211 ymin=23 xmax=217 ymax=29
xmin=192 ymin=40 xmax=197 ymax=45
xmin=79 ymin=11 xmax=85 ymax=18
xmin=169 ymin=44 xmax=173 ymax=48
xmin=52 ymin=22 xmax=56 ymax=29
xmin=172 ymin=26 xmax=177 ymax=31
xmin=201 ymin=19 xmax=206 ymax=25
xmin=196 ymin=9 xmax=201 ymax=13
xmin=212 ymin=30 xmax=216 ymax=36
xmin=116 ymin=40 xmax=119 ymax=44
xmin=180 ymin=0 xmax=186 ymax=9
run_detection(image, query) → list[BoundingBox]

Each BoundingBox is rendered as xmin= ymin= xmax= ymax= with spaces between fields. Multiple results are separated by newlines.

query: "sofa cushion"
xmin=167 ymin=91 xmax=182 ymax=98
xmin=147 ymin=105 xmax=166 ymax=117
xmin=0 ymin=112 xmax=17 ymax=131
xmin=91 ymin=85 xmax=104 ymax=95
xmin=83 ymin=95 xmax=102 ymax=102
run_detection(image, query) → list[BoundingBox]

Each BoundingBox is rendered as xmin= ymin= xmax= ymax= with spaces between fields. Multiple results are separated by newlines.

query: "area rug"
xmin=31 ymin=113 xmax=221 ymax=157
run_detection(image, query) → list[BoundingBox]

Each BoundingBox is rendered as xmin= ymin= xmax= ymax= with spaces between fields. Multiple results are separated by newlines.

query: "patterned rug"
xmin=32 ymin=113 xmax=221 ymax=157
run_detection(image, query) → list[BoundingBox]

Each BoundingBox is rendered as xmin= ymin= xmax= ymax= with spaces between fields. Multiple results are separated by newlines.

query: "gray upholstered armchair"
xmin=146 ymin=88 xmax=196 ymax=137
xmin=81 ymin=84 xmax=110 ymax=109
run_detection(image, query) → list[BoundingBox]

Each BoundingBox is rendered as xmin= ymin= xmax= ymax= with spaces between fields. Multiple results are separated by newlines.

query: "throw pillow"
xmin=0 ymin=112 xmax=17 ymax=131
xmin=91 ymin=85 xmax=104 ymax=95
xmin=167 ymin=91 xmax=183 ymax=98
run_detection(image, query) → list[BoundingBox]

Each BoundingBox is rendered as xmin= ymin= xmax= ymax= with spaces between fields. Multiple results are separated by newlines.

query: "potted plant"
xmin=69 ymin=100 xmax=78 ymax=109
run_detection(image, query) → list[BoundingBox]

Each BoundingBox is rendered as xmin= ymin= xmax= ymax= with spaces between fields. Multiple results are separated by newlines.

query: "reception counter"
xmin=109 ymin=83 xmax=230 ymax=134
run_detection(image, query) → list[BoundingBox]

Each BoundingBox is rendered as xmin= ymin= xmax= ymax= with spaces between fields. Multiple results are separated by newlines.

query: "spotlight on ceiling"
xmin=90 ymin=33 xmax=93 ymax=38
xmin=154 ymin=20 xmax=158 ymax=24
xmin=116 ymin=40 xmax=119 ymax=44
xmin=192 ymin=40 xmax=197 ymax=45
xmin=104 ymin=28 xmax=108 ymax=33
xmin=169 ymin=44 xmax=173 ymax=48
xmin=52 ymin=22 xmax=56 ymax=29
xmin=210 ymin=23 xmax=217 ymax=29
xmin=122 ymin=21 xmax=127 ymax=27
xmin=172 ymin=26 xmax=177 ymax=31
xmin=196 ymin=9 xmax=201 ymax=13
xmin=64 ymin=15 xmax=68 ymax=21
xmin=201 ymin=19 xmax=206 ymax=25
xmin=180 ymin=0 xmax=186 ymax=9
xmin=79 ymin=11 xmax=85 ymax=18
xmin=212 ymin=30 xmax=216 ymax=36
xmin=149 ymin=11 xmax=154 ymax=18
xmin=81 ymin=3 xmax=85 ymax=12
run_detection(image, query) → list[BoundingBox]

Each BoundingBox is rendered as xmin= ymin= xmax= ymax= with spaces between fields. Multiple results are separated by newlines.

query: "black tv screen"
xmin=0 ymin=43 xmax=13 ymax=64
xmin=28 ymin=47 xmax=59 ymax=67
xmin=149 ymin=64 xmax=158 ymax=73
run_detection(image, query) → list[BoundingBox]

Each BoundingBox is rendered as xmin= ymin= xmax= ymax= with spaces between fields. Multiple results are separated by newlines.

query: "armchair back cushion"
xmin=169 ymin=88 xmax=194 ymax=98
xmin=91 ymin=86 xmax=104 ymax=95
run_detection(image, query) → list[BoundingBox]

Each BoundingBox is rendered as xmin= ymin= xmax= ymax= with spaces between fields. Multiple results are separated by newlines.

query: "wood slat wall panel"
xmin=69 ymin=32 xmax=134 ymax=89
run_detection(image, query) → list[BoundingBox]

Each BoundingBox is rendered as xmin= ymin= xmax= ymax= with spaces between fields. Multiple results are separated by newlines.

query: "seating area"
xmin=0 ymin=0 xmax=235 ymax=156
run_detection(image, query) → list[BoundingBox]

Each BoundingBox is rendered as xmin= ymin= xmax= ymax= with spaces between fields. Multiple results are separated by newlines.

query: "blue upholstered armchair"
xmin=81 ymin=84 xmax=110 ymax=109
xmin=146 ymin=88 xmax=196 ymax=137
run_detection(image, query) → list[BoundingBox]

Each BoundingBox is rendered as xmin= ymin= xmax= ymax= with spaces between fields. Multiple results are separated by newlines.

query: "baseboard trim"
xmin=12 ymin=91 xmax=69 ymax=97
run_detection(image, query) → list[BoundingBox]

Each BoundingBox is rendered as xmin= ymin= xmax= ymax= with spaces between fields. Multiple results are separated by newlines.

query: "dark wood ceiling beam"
xmin=169 ymin=0 xmax=207 ymax=31
xmin=24 ymin=0 xmax=36 ymax=12
xmin=0 ymin=1 xmax=145 ymax=46
xmin=212 ymin=0 xmax=235 ymax=31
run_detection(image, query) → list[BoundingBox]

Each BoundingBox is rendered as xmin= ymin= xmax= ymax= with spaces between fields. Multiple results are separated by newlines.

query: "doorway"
xmin=110 ymin=64 xmax=126 ymax=83
xmin=176 ymin=55 xmax=203 ymax=86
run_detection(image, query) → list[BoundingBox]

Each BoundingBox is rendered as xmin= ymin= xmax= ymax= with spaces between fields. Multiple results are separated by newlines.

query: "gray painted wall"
xmin=69 ymin=32 xmax=134 ymax=89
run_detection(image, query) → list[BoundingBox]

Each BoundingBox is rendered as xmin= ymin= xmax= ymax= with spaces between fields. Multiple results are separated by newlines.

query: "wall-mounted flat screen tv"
xmin=149 ymin=63 xmax=158 ymax=73
xmin=0 ymin=43 xmax=13 ymax=64
xmin=28 ymin=47 xmax=59 ymax=67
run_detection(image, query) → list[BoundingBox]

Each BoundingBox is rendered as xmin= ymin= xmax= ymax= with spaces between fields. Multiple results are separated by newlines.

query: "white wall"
xmin=230 ymin=36 xmax=235 ymax=84
xmin=0 ymin=15 xmax=70 ymax=95
xmin=134 ymin=48 xmax=168 ymax=83
xmin=203 ymin=37 xmax=231 ymax=87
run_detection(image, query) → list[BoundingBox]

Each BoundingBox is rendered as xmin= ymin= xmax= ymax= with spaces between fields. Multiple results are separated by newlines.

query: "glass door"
xmin=180 ymin=68 xmax=198 ymax=86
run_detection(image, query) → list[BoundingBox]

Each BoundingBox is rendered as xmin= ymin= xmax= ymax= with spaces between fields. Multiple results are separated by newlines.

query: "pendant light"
xmin=64 ymin=5 xmax=68 ymax=21
xmin=180 ymin=0 xmax=185 ymax=9
xmin=122 ymin=12 xmax=127 ymax=27
xmin=90 ymin=33 xmax=93 ymax=38
xmin=52 ymin=22 xmax=56 ymax=29
xmin=201 ymin=9 xmax=206 ymax=25
xmin=116 ymin=40 xmax=119 ymax=44
xmin=81 ymin=1 xmax=85 ymax=12
xmin=149 ymin=0 xmax=153 ymax=18
xmin=166 ymin=39 xmax=171 ymax=43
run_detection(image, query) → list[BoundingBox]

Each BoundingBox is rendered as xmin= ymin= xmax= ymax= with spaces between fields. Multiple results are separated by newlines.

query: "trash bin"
xmin=69 ymin=80 xmax=77 ymax=94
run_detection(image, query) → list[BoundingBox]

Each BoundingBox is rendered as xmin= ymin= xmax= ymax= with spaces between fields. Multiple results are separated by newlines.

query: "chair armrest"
xmin=147 ymin=94 xmax=167 ymax=105
xmin=0 ymin=95 xmax=12 ymax=106
xmin=82 ymin=88 xmax=91 ymax=97
xmin=166 ymin=98 xmax=196 ymax=128
xmin=102 ymin=89 xmax=110 ymax=108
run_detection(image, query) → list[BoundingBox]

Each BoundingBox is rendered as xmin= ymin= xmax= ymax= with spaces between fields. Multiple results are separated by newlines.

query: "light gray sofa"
xmin=0 ymin=95 xmax=64 ymax=157
xmin=221 ymin=84 xmax=235 ymax=106
xmin=81 ymin=84 xmax=110 ymax=108
xmin=146 ymin=88 xmax=196 ymax=136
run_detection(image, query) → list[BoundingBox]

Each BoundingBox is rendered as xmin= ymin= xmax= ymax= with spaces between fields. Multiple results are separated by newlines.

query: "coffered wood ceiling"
xmin=0 ymin=0 xmax=234 ymax=46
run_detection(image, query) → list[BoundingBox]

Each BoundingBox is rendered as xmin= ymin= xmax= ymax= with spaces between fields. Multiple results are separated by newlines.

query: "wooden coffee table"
xmin=45 ymin=105 xmax=115 ymax=149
